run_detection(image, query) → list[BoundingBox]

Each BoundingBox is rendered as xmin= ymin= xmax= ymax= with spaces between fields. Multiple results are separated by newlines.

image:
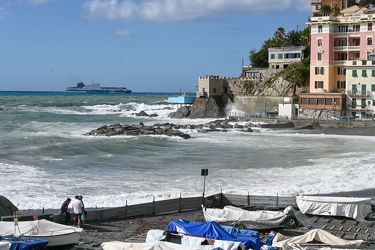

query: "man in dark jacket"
xmin=60 ymin=198 xmax=71 ymax=225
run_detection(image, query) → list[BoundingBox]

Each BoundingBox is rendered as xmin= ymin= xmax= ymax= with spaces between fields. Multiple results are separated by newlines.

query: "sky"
xmin=0 ymin=0 xmax=311 ymax=93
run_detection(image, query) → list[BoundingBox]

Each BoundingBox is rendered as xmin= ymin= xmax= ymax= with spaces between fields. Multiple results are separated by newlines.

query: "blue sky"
xmin=0 ymin=0 xmax=310 ymax=92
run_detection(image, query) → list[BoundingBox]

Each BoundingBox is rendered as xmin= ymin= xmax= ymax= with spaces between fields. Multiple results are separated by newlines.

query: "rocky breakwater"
xmin=84 ymin=118 xmax=254 ymax=139
xmin=84 ymin=123 xmax=191 ymax=139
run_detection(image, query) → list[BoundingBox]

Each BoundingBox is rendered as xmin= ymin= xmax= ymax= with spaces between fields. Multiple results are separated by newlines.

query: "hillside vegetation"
xmin=242 ymin=26 xmax=311 ymax=101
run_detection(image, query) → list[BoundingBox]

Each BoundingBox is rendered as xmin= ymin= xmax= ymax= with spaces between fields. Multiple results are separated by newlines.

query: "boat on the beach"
xmin=166 ymin=220 xmax=261 ymax=250
xmin=0 ymin=219 xmax=83 ymax=248
xmin=201 ymin=205 xmax=297 ymax=230
xmin=66 ymin=82 xmax=132 ymax=94
xmin=270 ymin=228 xmax=363 ymax=249
xmin=0 ymin=235 xmax=48 ymax=250
xmin=296 ymin=195 xmax=372 ymax=221
xmin=101 ymin=241 xmax=204 ymax=250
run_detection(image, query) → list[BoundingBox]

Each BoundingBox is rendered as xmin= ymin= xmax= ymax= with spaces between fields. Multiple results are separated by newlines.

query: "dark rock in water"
xmin=135 ymin=110 xmax=149 ymax=116
xmin=85 ymin=123 xmax=191 ymax=139
xmin=168 ymin=106 xmax=190 ymax=118
xmin=169 ymin=95 xmax=229 ymax=119
xmin=0 ymin=196 xmax=18 ymax=216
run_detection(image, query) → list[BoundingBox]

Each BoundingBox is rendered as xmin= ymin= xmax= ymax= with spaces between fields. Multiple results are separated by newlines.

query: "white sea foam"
xmin=2 ymin=93 xmax=375 ymax=211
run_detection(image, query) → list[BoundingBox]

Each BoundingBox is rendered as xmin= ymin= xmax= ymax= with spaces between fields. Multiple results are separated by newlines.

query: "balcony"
xmin=346 ymin=90 xmax=371 ymax=97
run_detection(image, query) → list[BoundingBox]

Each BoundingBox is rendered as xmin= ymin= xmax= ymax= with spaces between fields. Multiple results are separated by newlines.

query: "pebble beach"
xmin=72 ymin=189 xmax=375 ymax=250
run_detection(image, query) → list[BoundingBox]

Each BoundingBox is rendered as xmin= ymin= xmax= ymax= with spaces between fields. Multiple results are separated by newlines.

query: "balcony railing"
xmin=346 ymin=90 xmax=371 ymax=97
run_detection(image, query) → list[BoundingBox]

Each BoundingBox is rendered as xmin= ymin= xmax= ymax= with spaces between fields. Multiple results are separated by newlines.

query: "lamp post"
xmin=201 ymin=169 xmax=208 ymax=203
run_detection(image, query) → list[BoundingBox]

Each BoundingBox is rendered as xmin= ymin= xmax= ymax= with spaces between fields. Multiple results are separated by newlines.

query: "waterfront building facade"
xmin=300 ymin=8 xmax=375 ymax=118
xmin=196 ymin=75 xmax=230 ymax=98
xmin=268 ymin=46 xmax=305 ymax=69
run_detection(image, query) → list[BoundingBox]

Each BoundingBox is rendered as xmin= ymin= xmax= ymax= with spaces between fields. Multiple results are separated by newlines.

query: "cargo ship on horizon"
xmin=66 ymin=82 xmax=132 ymax=94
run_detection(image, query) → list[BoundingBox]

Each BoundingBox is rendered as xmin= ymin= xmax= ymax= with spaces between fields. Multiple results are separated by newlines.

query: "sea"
xmin=1 ymin=91 xmax=375 ymax=211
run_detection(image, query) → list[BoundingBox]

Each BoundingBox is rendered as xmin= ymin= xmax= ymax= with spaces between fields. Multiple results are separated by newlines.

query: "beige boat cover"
xmin=101 ymin=241 xmax=204 ymax=250
xmin=272 ymin=229 xmax=363 ymax=249
xmin=202 ymin=205 xmax=290 ymax=225
xmin=296 ymin=196 xmax=371 ymax=221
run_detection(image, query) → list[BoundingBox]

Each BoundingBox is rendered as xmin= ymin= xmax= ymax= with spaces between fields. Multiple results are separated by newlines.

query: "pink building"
xmin=300 ymin=9 xmax=375 ymax=118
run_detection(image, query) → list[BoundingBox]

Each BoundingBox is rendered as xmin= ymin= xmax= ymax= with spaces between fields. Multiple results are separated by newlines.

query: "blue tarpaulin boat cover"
xmin=167 ymin=220 xmax=261 ymax=250
xmin=0 ymin=236 xmax=48 ymax=250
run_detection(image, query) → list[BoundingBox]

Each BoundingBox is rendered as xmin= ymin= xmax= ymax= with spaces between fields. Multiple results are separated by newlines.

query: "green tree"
xmin=300 ymin=26 xmax=310 ymax=46
xmin=242 ymin=80 xmax=255 ymax=94
xmin=319 ymin=4 xmax=332 ymax=16
xmin=332 ymin=5 xmax=340 ymax=16
xmin=274 ymin=27 xmax=285 ymax=46
xmin=283 ymin=30 xmax=302 ymax=46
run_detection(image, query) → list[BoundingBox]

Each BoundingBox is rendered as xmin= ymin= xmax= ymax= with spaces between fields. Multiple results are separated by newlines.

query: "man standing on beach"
xmin=79 ymin=195 xmax=87 ymax=223
xmin=71 ymin=195 xmax=83 ymax=227
xmin=60 ymin=198 xmax=71 ymax=225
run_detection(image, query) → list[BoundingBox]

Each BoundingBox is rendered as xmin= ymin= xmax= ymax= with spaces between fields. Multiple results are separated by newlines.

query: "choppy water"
xmin=1 ymin=91 xmax=375 ymax=210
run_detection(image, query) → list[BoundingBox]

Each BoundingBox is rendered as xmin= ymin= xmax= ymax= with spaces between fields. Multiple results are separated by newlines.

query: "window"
xmin=338 ymin=25 xmax=348 ymax=32
xmin=334 ymin=98 xmax=341 ymax=105
xmin=318 ymin=98 xmax=324 ymax=105
xmin=309 ymin=98 xmax=317 ymax=105
xmin=301 ymin=98 xmax=308 ymax=104
xmin=317 ymin=53 xmax=322 ymax=61
xmin=278 ymin=54 xmax=283 ymax=59
xmin=337 ymin=81 xmax=346 ymax=89
xmin=361 ymin=99 xmax=367 ymax=108
xmin=373 ymin=100 xmax=375 ymax=106
xmin=337 ymin=39 xmax=346 ymax=46
xmin=362 ymin=70 xmax=368 ymax=77
xmin=369 ymin=23 xmax=373 ymax=31
xmin=352 ymin=70 xmax=358 ymax=77
xmin=318 ymin=39 xmax=322 ymax=47
xmin=372 ymin=70 xmax=375 ymax=77
xmin=318 ymin=25 xmax=322 ymax=33
xmin=368 ymin=38 xmax=373 ymax=46
xmin=372 ymin=84 xmax=375 ymax=91
xmin=352 ymin=98 xmax=357 ymax=108
xmin=354 ymin=25 xmax=360 ymax=32
xmin=315 ymin=81 xmax=323 ymax=89
xmin=325 ymin=98 xmax=332 ymax=105
xmin=270 ymin=54 xmax=275 ymax=59
xmin=337 ymin=67 xmax=346 ymax=75
xmin=315 ymin=67 xmax=324 ymax=75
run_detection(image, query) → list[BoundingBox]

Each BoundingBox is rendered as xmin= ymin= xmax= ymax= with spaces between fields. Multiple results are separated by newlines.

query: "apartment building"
xmin=311 ymin=0 xmax=357 ymax=17
xmin=300 ymin=9 xmax=375 ymax=118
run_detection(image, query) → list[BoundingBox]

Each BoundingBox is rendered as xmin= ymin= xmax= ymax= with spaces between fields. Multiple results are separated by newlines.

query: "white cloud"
xmin=107 ymin=27 xmax=135 ymax=37
xmin=82 ymin=0 xmax=310 ymax=22
xmin=27 ymin=0 xmax=57 ymax=5
xmin=0 ymin=7 xmax=9 ymax=20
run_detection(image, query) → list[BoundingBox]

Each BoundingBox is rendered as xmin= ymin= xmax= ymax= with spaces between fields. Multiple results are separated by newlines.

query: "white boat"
xmin=0 ymin=219 xmax=83 ymax=247
xmin=202 ymin=205 xmax=296 ymax=229
xmin=101 ymin=241 xmax=204 ymax=250
xmin=272 ymin=229 xmax=363 ymax=249
xmin=296 ymin=195 xmax=372 ymax=221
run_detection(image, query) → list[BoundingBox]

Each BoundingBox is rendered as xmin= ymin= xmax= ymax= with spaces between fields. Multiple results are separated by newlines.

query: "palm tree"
xmin=273 ymin=27 xmax=285 ymax=46
xmin=319 ymin=4 xmax=332 ymax=16
xmin=283 ymin=30 xmax=302 ymax=46
xmin=332 ymin=5 xmax=340 ymax=16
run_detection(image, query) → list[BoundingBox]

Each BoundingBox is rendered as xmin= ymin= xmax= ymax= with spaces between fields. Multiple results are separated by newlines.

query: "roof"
xmin=340 ymin=5 xmax=360 ymax=13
